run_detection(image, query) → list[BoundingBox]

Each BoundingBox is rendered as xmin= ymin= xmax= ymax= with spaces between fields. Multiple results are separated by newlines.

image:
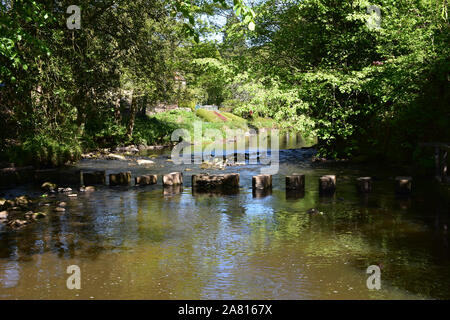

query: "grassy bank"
xmin=134 ymin=109 xmax=285 ymax=145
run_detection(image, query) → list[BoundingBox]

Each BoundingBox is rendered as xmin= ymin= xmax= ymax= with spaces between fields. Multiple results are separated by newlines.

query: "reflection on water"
xmin=0 ymin=145 xmax=449 ymax=299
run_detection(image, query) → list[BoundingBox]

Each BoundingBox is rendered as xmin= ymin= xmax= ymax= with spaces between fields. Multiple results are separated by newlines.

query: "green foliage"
xmin=223 ymin=74 xmax=315 ymax=135
xmin=178 ymin=99 xmax=197 ymax=111
xmin=7 ymin=134 xmax=81 ymax=168
xmin=133 ymin=111 xmax=188 ymax=145
xmin=244 ymin=0 xmax=450 ymax=160
xmin=1 ymin=0 xmax=448 ymax=169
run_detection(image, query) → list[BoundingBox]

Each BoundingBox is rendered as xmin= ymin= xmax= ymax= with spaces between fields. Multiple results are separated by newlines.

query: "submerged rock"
xmin=114 ymin=145 xmax=139 ymax=154
xmin=33 ymin=212 xmax=46 ymax=219
xmin=25 ymin=211 xmax=35 ymax=220
xmin=136 ymin=159 xmax=154 ymax=166
xmin=8 ymin=219 xmax=27 ymax=229
xmin=15 ymin=195 xmax=31 ymax=208
xmin=106 ymin=153 xmax=127 ymax=161
xmin=2 ymin=199 xmax=15 ymax=209
xmin=42 ymin=182 xmax=57 ymax=192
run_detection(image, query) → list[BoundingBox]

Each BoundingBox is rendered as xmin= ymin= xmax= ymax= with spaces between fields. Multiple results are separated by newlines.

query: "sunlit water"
xmin=1 ymin=138 xmax=449 ymax=299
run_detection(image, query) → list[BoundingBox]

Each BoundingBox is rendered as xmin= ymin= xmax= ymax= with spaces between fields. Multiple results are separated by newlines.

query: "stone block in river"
xmin=82 ymin=171 xmax=106 ymax=185
xmin=357 ymin=177 xmax=372 ymax=193
xmin=395 ymin=176 xmax=412 ymax=195
xmin=286 ymin=174 xmax=305 ymax=191
xmin=319 ymin=175 xmax=336 ymax=195
xmin=192 ymin=173 xmax=239 ymax=192
xmin=252 ymin=174 xmax=272 ymax=190
xmin=109 ymin=171 xmax=132 ymax=186
xmin=135 ymin=174 xmax=158 ymax=186
xmin=163 ymin=172 xmax=183 ymax=186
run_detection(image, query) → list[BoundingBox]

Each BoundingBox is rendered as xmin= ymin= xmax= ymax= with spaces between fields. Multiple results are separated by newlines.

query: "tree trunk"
xmin=75 ymin=89 xmax=87 ymax=136
xmin=114 ymin=88 xmax=122 ymax=124
xmin=140 ymin=94 xmax=148 ymax=116
xmin=127 ymin=90 xmax=137 ymax=140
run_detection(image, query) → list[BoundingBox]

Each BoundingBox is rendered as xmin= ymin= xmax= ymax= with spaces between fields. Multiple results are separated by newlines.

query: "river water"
xmin=1 ymin=137 xmax=449 ymax=299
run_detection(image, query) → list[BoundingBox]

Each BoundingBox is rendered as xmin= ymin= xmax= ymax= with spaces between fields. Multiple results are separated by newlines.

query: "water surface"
xmin=1 ymin=141 xmax=449 ymax=299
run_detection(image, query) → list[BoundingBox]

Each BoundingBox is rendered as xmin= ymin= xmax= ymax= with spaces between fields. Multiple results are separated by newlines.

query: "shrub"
xmin=8 ymin=134 xmax=82 ymax=168
xmin=178 ymin=99 xmax=196 ymax=111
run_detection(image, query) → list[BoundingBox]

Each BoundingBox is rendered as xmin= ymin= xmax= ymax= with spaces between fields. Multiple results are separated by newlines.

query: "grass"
xmin=195 ymin=109 xmax=225 ymax=123
xmin=220 ymin=111 xmax=247 ymax=124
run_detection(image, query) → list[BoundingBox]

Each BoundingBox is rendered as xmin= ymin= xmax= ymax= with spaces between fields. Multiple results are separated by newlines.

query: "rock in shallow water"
xmin=8 ymin=219 xmax=27 ymax=228
xmin=0 ymin=211 xmax=8 ymax=220
xmin=136 ymin=159 xmax=154 ymax=166
xmin=106 ymin=154 xmax=127 ymax=161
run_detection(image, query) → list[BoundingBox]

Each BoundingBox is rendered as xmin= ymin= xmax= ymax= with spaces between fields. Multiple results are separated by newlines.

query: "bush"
xmin=8 ymin=134 xmax=82 ymax=168
xmin=178 ymin=99 xmax=196 ymax=111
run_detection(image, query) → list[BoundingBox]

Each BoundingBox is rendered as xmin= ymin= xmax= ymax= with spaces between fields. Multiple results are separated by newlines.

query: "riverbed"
xmin=1 ymin=141 xmax=449 ymax=299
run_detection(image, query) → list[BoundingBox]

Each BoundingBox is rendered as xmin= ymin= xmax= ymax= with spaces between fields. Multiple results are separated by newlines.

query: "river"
xmin=0 ymin=136 xmax=449 ymax=299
